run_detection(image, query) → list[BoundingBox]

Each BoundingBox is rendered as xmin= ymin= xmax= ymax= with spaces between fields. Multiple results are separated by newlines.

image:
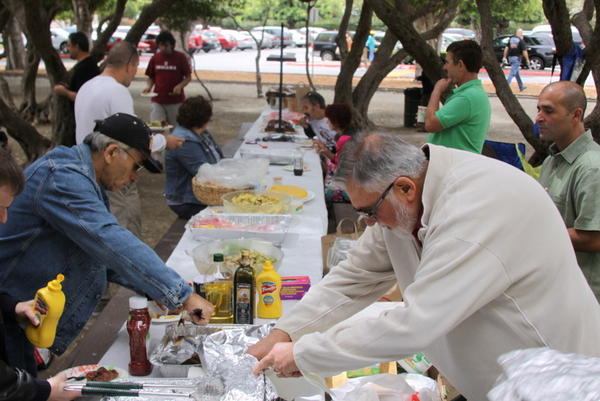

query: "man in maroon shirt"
xmin=143 ymin=31 xmax=192 ymax=125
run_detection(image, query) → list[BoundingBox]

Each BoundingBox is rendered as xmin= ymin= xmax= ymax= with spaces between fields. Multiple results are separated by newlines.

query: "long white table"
xmin=100 ymin=108 xmax=329 ymax=399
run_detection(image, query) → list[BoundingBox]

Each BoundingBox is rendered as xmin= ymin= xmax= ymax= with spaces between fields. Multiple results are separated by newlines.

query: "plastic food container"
xmin=187 ymin=209 xmax=293 ymax=243
xmin=188 ymin=238 xmax=284 ymax=276
xmin=221 ymin=190 xmax=291 ymax=214
xmin=240 ymin=149 xmax=294 ymax=165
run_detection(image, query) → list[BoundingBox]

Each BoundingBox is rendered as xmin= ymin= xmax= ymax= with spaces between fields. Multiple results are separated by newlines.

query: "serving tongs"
xmin=64 ymin=379 xmax=221 ymax=399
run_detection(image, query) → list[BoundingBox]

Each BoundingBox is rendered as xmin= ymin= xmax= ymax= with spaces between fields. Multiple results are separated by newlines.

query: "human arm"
xmin=287 ymin=230 xmax=510 ymax=377
xmin=426 ymin=91 xmax=471 ymax=134
xmin=503 ymin=45 xmax=508 ymax=61
xmin=34 ymin=168 xmax=202 ymax=313
xmin=302 ymin=120 xmax=316 ymax=139
xmin=568 ymin=229 xmax=600 ymax=251
xmin=172 ymin=75 xmax=191 ymax=96
xmin=143 ymin=77 xmax=154 ymax=94
xmin=52 ymin=85 xmax=77 ymax=102
xmin=173 ymin=138 xmax=216 ymax=176
xmin=313 ymin=140 xmax=334 ymax=161
xmin=424 ymin=78 xmax=452 ymax=132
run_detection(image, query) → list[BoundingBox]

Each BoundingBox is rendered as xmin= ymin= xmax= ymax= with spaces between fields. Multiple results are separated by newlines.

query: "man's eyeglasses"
xmin=121 ymin=148 xmax=145 ymax=172
xmin=353 ymin=179 xmax=398 ymax=222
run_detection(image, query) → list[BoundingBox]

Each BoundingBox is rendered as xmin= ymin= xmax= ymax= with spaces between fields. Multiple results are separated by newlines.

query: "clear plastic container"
xmin=221 ymin=190 xmax=291 ymax=214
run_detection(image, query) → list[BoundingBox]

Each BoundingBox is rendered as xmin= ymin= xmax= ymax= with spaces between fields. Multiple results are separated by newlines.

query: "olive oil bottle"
xmin=234 ymin=250 xmax=255 ymax=324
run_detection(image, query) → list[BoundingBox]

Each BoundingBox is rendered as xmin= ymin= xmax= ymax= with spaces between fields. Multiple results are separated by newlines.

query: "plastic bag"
xmin=329 ymin=373 xmax=440 ymax=401
xmin=488 ymin=347 xmax=600 ymax=401
xmin=195 ymin=158 xmax=269 ymax=189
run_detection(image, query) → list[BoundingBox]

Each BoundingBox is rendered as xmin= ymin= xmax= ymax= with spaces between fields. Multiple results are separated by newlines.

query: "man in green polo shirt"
xmin=538 ymin=81 xmax=600 ymax=302
xmin=424 ymin=40 xmax=491 ymax=153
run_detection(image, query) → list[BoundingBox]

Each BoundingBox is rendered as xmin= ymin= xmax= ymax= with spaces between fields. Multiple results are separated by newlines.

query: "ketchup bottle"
xmin=127 ymin=296 xmax=152 ymax=376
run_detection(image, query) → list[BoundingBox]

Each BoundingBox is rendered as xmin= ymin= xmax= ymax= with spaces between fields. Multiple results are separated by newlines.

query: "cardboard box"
xmin=280 ymin=276 xmax=311 ymax=300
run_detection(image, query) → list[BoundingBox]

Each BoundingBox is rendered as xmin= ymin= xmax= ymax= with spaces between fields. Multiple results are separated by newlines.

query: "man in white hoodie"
xmin=249 ymin=133 xmax=600 ymax=401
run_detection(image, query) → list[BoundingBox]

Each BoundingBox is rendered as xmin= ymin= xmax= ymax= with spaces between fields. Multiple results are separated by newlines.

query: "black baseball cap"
xmin=94 ymin=113 xmax=163 ymax=173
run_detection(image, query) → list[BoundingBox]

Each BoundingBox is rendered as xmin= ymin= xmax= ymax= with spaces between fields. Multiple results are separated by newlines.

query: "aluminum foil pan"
xmin=150 ymin=323 xmax=279 ymax=401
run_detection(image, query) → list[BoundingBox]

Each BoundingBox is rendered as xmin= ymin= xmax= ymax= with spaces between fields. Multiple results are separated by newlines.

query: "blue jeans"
xmin=506 ymin=56 xmax=525 ymax=90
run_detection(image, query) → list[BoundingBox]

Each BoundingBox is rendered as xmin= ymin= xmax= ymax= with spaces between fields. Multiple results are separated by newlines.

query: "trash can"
xmin=403 ymin=87 xmax=422 ymax=128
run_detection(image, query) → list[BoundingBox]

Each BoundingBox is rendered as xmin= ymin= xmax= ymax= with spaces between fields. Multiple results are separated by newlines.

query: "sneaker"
xmin=520 ymin=86 xmax=527 ymax=92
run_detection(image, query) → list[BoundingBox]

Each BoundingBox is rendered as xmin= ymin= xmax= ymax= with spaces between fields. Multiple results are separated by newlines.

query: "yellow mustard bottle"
xmin=256 ymin=261 xmax=282 ymax=319
xmin=25 ymin=274 xmax=66 ymax=348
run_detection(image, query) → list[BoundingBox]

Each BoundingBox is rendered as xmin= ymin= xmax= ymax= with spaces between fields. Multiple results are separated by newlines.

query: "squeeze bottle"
xmin=256 ymin=260 xmax=282 ymax=319
xmin=25 ymin=274 xmax=66 ymax=348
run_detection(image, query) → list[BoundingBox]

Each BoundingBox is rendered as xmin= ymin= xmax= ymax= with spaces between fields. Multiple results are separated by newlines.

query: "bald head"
xmin=516 ymin=28 xmax=523 ymax=37
xmin=106 ymin=41 xmax=139 ymax=68
xmin=540 ymin=81 xmax=586 ymax=120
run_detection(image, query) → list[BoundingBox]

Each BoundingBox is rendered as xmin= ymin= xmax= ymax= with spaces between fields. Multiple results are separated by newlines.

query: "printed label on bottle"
xmin=33 ymin=295 xmax=48 ymax=323
xmin=235 ymin=284 xmax=252 ymax=323
xmin=260 ymin=281 xmax=277 ymax=295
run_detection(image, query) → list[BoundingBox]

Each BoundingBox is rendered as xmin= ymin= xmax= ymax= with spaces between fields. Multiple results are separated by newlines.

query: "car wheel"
xmin=321 ymin=50 xmax=334 ymax=61
xmin=203 ymin=48 xmax=210 ymax=53
xmin=225 ymin=47 xmax=232 ymax=52
xmin=529 ymin=56 xmax=544 ymax=70
xmin=59 ymin=42 xmax=68 ymax=54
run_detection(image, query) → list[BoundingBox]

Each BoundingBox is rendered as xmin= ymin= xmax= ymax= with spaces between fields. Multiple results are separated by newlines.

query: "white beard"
xmin=386 ymin=195 xmax=417 ymax=239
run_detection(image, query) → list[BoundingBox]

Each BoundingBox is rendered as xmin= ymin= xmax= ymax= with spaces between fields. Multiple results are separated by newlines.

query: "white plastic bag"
xmin=329 ymin=373 xmax=440 ymax=401
xmin=195 ymin=158 xmax=269 ymax=188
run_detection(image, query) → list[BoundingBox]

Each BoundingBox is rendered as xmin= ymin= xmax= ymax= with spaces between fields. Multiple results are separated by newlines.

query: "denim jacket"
xmin=165 ymin=126 xmax=223 ymax=204
xmin=0 ymin=144 xmax=191 ymax=355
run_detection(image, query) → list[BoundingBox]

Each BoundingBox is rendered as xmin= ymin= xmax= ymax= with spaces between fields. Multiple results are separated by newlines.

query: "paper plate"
xmin=140 ymin=92 xmax=158 ymax=97
xmin=148 ymin=301 xmax=182 ymax=323
xmin=148 ymin=125 xmax=173 ymax=132
xmin=302 ymin=190 xmax=315 ymax=203
xmin=62 ymin=364 xmax=128 ymax=382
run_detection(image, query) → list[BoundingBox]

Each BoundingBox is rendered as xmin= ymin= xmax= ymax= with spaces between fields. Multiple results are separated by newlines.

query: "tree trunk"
xmin=0 ymin=96 xmax=51 ymax=160
xmin=542 ymin=0 xmax=573 ymax=56
xmin=0 ymin=74 xmax=16 ymax=111
xmin=476 ymin=0 xmax=547 ymax=162
xmin=71 ymin=0 xmax=93 ymax=40
xmin=18 ymin=42 xmax=41 ymax=123
xmin=369 ymin=0 xmax=445 ymax=85
xmin=91 ymin=0 xmax=126 ymax=61
xmin=304 ymin=2 xmax=315 ymax=92
xmin=3 ymin=16 xmax=26 ymax=70
xmin=334 ymin=1 xmax=371 ymax=106
xmin=125 ymin=0 xmax=177 ymax=45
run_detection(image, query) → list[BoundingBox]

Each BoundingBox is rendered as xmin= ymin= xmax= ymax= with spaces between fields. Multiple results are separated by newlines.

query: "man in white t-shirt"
xmin=300 ymin=91 xmax=337 ymax=152
xmin=75 ymin=41 xmax=183 ymax=236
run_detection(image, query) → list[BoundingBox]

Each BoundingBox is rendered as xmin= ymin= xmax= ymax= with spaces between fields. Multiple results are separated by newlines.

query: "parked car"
xmin=187 ymin=29 xmax=204 ymax=53
xmin=248 ymin=30 xmax=276 ymax=49
xmin=443 ymin=28 xmax=476 ymax=40
xmin=313 ymin=30 xmax=343 ymax=61
xmin=531 ymin=24 xmax=583 ymax=45
xmin=305 ymin=27 xmax=325 ymax=41
xmin=440 ymin=33 xmax=465 ymax=54
xmin=372 ymin=30 xmax=403 ymax=52
xmin=200 ymin=31 xmax=221 ymax=52
xmin=140 ymin=26 xmax=160 ymax=53
xmin=203 ymin=29 xmax=237 ymax=51
xmin=493 ymin=34 xmax=555 ymax=70
xmin=50 ymin=27 xmax=69 ymax=54
xmin=252 ymin=26 xmax=294 ymax=47
xmin=290 ymin=28 xmax=307 ymax=47
xmin=227 ymin=31 xmax=256 ymax=50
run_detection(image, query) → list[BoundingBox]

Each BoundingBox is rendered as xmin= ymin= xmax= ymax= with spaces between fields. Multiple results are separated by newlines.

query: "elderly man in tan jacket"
xmin=249 ymin=133 xmax=600 ymax=401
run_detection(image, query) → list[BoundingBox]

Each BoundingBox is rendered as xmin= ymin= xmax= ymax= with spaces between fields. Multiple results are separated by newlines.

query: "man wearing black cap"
xmin=0 ymin=113 xmax=214 ymax=374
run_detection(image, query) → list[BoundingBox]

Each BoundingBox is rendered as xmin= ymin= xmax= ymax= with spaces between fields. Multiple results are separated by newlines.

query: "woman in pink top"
xmin=313 ymin=104 xmax=356 ymax=204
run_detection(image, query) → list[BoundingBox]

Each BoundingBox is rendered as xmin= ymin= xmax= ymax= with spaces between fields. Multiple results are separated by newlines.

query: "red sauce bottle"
xmin=127 ymin=296 xmax=152 ymax=376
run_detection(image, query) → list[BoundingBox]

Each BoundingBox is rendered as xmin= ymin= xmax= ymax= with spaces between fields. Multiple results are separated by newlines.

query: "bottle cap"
xmin=213 ymin=253 xmax=224 ymax=262
xmin=48 ymin=274 xmax=65 ymax=291
xmin=262 ymin=260 xmax=274 ymax=271
xmin=129 ymin=296 xmax=148 ymax=310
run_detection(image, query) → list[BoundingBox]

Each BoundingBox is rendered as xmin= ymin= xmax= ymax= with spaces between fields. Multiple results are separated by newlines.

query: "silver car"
xmin=50 ymin=27 xmax=70 ymax=54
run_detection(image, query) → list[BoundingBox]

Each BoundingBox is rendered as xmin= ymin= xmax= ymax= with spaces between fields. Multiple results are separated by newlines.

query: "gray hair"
xmin=106 ymin=40 xmax=139 ymax=67
xmin=334 ymin=132 xmax=427 ymax=192
xmin=83 ymin=131 xmax=133 ymax=153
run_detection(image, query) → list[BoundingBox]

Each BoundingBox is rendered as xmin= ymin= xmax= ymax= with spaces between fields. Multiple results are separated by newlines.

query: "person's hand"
xmin=142 ymin=87 xmax=152 ymax=94
xmin=166 ymin=135 xmax=185 ymax=150
xmin=172 ymin=84 xmax=183 ymax=95
xmin=47 ymin=373 xmax=81 ymax=401
xmin=53 ymin=84 xmax=67 ymax=96
xmin=15 ymin=300 xmax=38 ymax=326
xmin=182 ymin=292 xmax=214 ymax=325
xmin=433 ymin=78 xmax=453 ymax=94
xmin=300 ymin=115 xmax=310 ymax=128
xmin=253 ymin=342 xmax=301 ymax=378
xmin=502 ymin=57 xmax=508 ymax=65
xmin=247 ymin=328 xmax=291 ymax=361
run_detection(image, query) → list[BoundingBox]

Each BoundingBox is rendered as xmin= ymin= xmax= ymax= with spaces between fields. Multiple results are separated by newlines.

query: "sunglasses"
xmin=353 ymin=180 xmax=397 ymax=222
xmin=121 ymin=148 xmax=145 ymax=172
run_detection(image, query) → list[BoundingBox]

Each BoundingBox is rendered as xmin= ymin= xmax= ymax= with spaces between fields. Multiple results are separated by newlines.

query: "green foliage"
xmin=456 ymin=0 xmax=544 ymax=31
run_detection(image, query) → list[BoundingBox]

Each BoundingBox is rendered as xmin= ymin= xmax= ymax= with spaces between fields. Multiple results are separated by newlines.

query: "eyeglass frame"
xmin=353 ymin=179 xmax=399 ymax=222
xmin=120 ymin=148 xmax=145 ymax=173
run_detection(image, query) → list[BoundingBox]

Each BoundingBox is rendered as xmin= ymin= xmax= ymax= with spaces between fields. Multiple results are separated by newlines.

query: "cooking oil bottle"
xmin=256 ymin=260 xmax=282 ymax=319
xmin=25 ymin=274 xmax=66 ymax=348
xmin=234 ymin=250 xmax=255 ymax=324
xmin=205 ymin=253 xmax=234 ymax=324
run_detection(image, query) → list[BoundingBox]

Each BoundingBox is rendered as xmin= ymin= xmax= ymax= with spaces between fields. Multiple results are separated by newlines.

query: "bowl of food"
xmin=221 ymin=190 xmax=291 ymax=214
xmin=189 ymin=238 xmax=284 ymax=276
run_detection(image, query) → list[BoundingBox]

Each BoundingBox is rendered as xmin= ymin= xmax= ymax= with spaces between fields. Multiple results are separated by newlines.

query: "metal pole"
xmin=277 ymin=23 xmax=285 ymax=133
